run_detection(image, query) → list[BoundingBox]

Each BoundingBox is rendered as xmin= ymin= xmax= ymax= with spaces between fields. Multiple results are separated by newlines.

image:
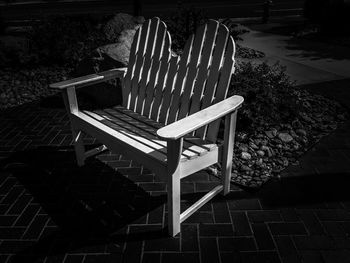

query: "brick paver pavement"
xmin=0 ymin=77 xmax=350 ymax=263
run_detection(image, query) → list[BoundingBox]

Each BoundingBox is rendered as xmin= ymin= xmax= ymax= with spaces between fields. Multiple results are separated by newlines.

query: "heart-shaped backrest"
xmin=123 ymin=18 xmax=235 ymax=142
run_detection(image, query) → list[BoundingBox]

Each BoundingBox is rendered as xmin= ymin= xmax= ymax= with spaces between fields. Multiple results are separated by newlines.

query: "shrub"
xmin=162 ymin=4 xmax=208 ymax=53
xmin=27 ymin=15 xmax=108 ymax=67
xmin=229 ymin=61 xmax=301 ymax=130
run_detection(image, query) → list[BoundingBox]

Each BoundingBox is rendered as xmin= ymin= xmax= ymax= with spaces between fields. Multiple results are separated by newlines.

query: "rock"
xmin=278 ymin=133 xmax=293 ymax=143
xmin=237 ymin=132 xmax=248 ymax=142
xmin=266 ymin=147 xmax=274 ymax=157
xmin=337 ymin=114 xmax=346 ymax=121
xmin=75 ymin=14 xmax=144 ymax=108
xmin=296 ymin=129 xmax=307 ymax=137
xmin=261 ymin=145 xmax=269 ymax=152
xmin=75 ymin=50 xmax=124 ymax=108
xmin=265 ymin=128 xmax=277 ymax=138
xmin=241 ymin=165 xmax=252 ymax=172
xmin=257 ymin=150 xmax=265 ymax=157
xmin=260 ymin=139 xmax=268 ymax=146
xmin=292 ymin=119 xmax=303 ymax=129
xmin=103 ymin=13 xmax=145 ymax=42
xmin=256 ymin=158 xmax=263 ymax=165
xmin=241 ymin=152 xmax=251 ymax=160
xmin=239 ymin=144 xmax=249 ymax=152
xmin=301 ymin=114 xmax=315 ymax=123
xmin=249 ymin=142 xmax=259 ymax=150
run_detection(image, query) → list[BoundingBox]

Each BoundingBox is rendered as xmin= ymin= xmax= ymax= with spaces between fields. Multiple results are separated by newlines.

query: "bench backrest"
xmin=122 ymin=17 xmax=236 ymax=142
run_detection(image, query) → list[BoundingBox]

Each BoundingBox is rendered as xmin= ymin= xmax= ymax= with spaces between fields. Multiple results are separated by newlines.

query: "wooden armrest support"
xmin=157 ymin=95 xmax=244 ymax=140
xmin=49 ymin=68 xmax=127 ymax=90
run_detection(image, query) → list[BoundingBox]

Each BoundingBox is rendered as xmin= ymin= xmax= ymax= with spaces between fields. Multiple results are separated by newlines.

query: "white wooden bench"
xmin=50 ymin=17 xmax=244 ymax=236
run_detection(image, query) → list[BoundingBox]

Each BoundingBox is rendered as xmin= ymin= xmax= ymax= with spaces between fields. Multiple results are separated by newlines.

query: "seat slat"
xmin=84 ymin=109 xmax=215 ymax=162
xmin=105 ymin=107 xmax=215 ymax=157
xmin=195 ymin=25 xmax=230 ymax=139
xmin=136 ymin=17 xmax=160 ymax=114
xmin=113 ymin=106 xmax=216 ymax=153
xmin=83 ymin=110 xmax=180 ymax=161
xmin=78 ymin=110 xmax=168 ymax=162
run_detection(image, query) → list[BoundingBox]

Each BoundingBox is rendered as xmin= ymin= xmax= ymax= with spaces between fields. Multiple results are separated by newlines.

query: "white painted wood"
xmin=88 ymin=109 xmax=201 ymax=161
xmin=180 ymin=185 xmax=223 ymax=223
xmin=166 ymin=33 xmax=195 ymax=124
xmin=129 ymin=19 xmax=151 ymax=111
xmin=71 ymin=112 xmax=167 ymax=177
xmin=167 ymin=139 xmax=183 ymax=236
xmin=143 ymin=20 xmax=167 ymax=118
xmin=158 ymin=54 xmax=180 ymax=124
xmin=179 ymin=147 xmax=219 ymax=178
xmin=52 ymin=18 xmax=242 ymax=237
xmin=206 ymin=36 xmax=236 ymax=142
xmin=84 ymin=145 xmax=108 ymax=159
xmin=110 ymin=106 xmax=215 ymax=157
xmin=188 ymin=21 xmax=220 ymax=116
xmin=123 ymin=26 xmax=141 ymax=108
xmin=61 ymin=87 xmax=85 ymax=166
xmin=149 ymin=32 xmax=172 ymax=121
xmin=136 ymin=17 xmax=160 ymax=114
xmin=196 ymin=24 xmax=230 ymax=139
xmin=221 ymin=111 xmax=237 ymax=195
xmin=177 ymin=22 xmax=209 ymax=120
xmin=157 ymin=95 xmax=243 ymax=140
xmin=50 ymin=68 xmax=127 ymax=90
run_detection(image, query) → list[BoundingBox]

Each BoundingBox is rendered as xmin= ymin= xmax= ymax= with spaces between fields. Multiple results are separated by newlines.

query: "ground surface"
xmin=0 ymin=20 xmax=350 ymax=263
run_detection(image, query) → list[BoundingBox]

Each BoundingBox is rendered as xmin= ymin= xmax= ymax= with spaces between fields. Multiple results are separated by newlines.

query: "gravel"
xmin=0 ymin=66 xmax=71 ymax=109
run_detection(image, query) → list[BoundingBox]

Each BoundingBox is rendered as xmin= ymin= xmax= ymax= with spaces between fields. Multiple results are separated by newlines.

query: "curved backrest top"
xmin=122 ymin=18 xmax=236 ymax=142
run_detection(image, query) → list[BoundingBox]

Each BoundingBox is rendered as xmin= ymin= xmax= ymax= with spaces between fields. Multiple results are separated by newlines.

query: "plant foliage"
xmin=230 ymin=61 xmax=301 ymax=130
xmin=28 ymin=15 xmax=107 ymax=67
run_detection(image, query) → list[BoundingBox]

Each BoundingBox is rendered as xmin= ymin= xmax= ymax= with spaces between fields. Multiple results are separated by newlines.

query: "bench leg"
xmin=221 ymin=111 xmax=237 ymax=195
xmin=166 ymin=139 xmax=183 ymax=237
xmin=72 ymin=129 xmax=85 ymax=167
xmin=61 ymin=87 xmax=85 ymax=166
xmin=167 ymin=171 xmax=181 ymax=237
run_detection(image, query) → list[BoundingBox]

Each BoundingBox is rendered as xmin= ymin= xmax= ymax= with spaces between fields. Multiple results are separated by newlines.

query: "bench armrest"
xmin=157 ymin=95 xmax=244 ymax=140
xmin=49 ymin=68 xmax=127 ymax=90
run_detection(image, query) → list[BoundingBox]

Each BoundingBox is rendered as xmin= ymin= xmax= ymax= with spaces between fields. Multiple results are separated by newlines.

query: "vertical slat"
xmin=142 ymin=21 xmax=167 ymax=118
xmin=136 ymin=18 xmax=160 ymax=114
xmin=149 ymin=33 xmax=172 ymax=121
xmin=165 ymin=30 xmax=197 ymax=124
xmin=123 ymin=25 xmax=142 ymax=108
xmin=158 ymin=55 xmax=179 ymax=124
xmin=176 ymin=22 xmax=211 ymax=120
xmin=221 ymin=111 xmax=237 ymax=195
xmin=206 ymin=36 xmax=236 ymax=142
xmin=129 ymin=19 xmax=151 ymax=111
xmin=195 ymin=25 xmax=230 ymax=139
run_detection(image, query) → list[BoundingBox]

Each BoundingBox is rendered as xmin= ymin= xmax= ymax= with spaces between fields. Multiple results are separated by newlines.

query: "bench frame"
xmin=51 ymin=19 xmax=244 ymax=236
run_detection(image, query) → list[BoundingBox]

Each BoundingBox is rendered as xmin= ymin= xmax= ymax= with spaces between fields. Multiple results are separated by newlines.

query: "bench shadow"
xmin=256 ymin=171 xmax=350 ymax=207
xmin=1 ymin=146 xmax=167 ymax=262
